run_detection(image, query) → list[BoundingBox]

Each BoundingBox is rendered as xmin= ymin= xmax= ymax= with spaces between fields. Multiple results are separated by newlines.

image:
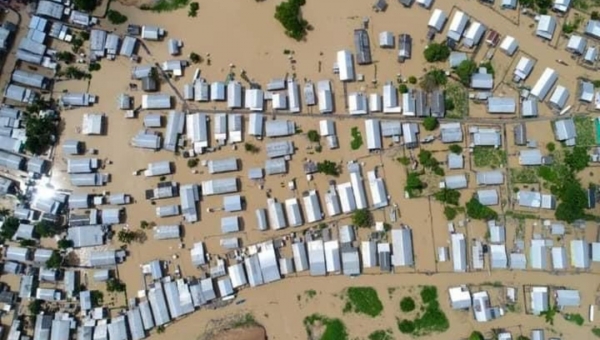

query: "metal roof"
xmin=303 ymin=190 xmax=323 ymax=223
xmin=221 ymin=216 xmax=240 ymax=233
xmin=265 ymin=120 xmax=295 ymax=137
xmin=142 ymin=94 xmax=172 ymax=110
xmin=126 ymin=308 xmax=146 ymax=340
xmin=148 ymin=282 xmax=171 ymax=326
xmin=266 ymin=140 xmax=294 ymax=158
xmin=201 ymin=178 xmax=237 ymax=195
xmin=180 ymin=184 xmax=199 ymax=222
xmin=554 ymin=118 xmax=576 ymax=141
xmin=451 ymin=233 xmax=467 ymax=272
xmin=391 ymin=228 xmax=414 ymax=266
xmin=341 ymin=246 xmax=360 ymax=275
xmin=444 ymin=174 xmax=468 ymax=189
xmin=285 ymin=198 xmax=303 ymax=227
xmin=164 ymin=111 xmax=184 ymax=151
xmin=153 ymin=225 xmax=181 ymax=240
xmin=208 ymin=157 xmax=238 ymax=174
xmin=265 ymin=158 xmax=287 ymax=175
xmin=89 ymin=250 xmax=117 ymax=267
xmin=223 ymin=195 xmax=242 ymax=212
xmin=487 ymin=97 xmax=516 ymax=113
xmin=267 ymin=198 xmax=287 ymax=230
xmin=571 ymin=239 xmax=590 ymax=268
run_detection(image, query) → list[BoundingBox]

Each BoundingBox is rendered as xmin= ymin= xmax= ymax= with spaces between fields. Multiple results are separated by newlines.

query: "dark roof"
xmin=354 ymin=29 xmax=372 ymax=65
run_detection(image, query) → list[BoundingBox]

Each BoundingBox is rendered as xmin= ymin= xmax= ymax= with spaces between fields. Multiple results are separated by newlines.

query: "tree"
xmin=106 ymin=278 xmax=126 ymax=292
xmin=434 ymin=188 xmax=461 ymax=205
xmin=57 ymin=239 xmax=73 ymax=249
xmin=420 ymin=69 xmax=447 ymax=91
xmin=455 ymin=59 xmax=477 ymax=86
xmin=88 ymin=62 xmax=101 ymax=72
xmin=405 ymin=172 xmax=424 ymax=194
xmin=307 ymin=130 xmax=320 ymax=142
xmin=274 ymin=0 xmax=309 ymax=41
xmin=408 ymin=76 xmax=417 ymax=84
xmin=46 ymin=250 xmax=63 ymax=269
xmin=140 ymin=220 xmax=150 ymax=229
xmin=107 ymin=10 xmax=128 ymax=24
xmin=189 ymin=52 xmax=202 ymax=64
xmin=24 ymin=116 xmax=57 ymax=155
xmin=423 ymin=117 xmax=438 ymax=131
xmin=0 ymin=216 xmax=20 ymax=239
xmin=546 ymin=142 xmax=556 ymax=152
xmin=449 ymin=144 xmax=462 ymax=154
xmin=73 ymin=0 xmax=96 ymax=12
xmin=244 ymin=143 xmax=260 ymax=154
xmin=555 ymin=180 xmax=587 ymax=223
xmin=592 ymin=11 xmax=600 ymax=20
xmin=400 ymin=297 xmax=416 ymax=312
xmin=188 ymin=2 xmax=199 ymax=17
xmin=117 ymin=229 xmax=136 ymax=244
xmin=317 ymin=160 xmax=340 ymax=176
xmin=564 ymin=146 xmax=589 ymax=172
xmin=90 ymin=290 xmax=104 ymax=306
xmin=56 ymin=51 xmax=74 ymax=63
xmin=34 ymin=220 xmax=60 ymax=238
xmin=469 ymin=331 xmax=484 ymax=340
xmin=423 ymin=43 xmax=450 ymax=63
xmin=352 ymin=209 xmax=373 ymax=228
xmin=19 ymin=239 xmax=36 ymax=247
xmin=28 ymin=300 xmax=43 ymax=315
xmin=466 ymin=198 xmax=498 ymax=220
xmin=444 ymin=206 xmax=457 ymax=220
xmin=187 ymin=158 xmax=199 ymax=168
xmin=398 ymin=84 xmax=409 ymax=93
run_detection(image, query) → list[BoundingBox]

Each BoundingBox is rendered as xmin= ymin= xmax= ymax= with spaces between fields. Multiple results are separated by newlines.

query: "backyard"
xmin=445 ymin=83 xmax=469 ymax=118
xmin=574 ymin=116 xmax=596 ymax=147
xmin=472 ymin=147 xmax=507 ymax=168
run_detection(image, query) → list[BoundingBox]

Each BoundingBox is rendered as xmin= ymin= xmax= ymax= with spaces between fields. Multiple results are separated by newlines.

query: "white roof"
xmin=428 ymin=9 xmax=447 ymax=32
xmin=451 ymin=233 xmax=467 ymax=272
xmin=500 ymin=36 xmax=518 ymax=55
xmin=365 ymin=119 xmax=382 ymax=150
xmin=337 ymin=50 xmax=355 ymax=81
xmin=447 ymin=11 xmax=468 ymax=41
xmin=337 ymin=182 xmax=357 ymax=213
xmin=530 ymin=68 xmax=558 ymax=100
xmin=514 ymin=56 xmax=534 ymax=80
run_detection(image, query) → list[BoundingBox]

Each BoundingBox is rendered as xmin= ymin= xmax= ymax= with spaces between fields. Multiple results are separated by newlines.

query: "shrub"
xmin=0 ymin=217 xmax=19 ymax=239
xmin=352 ymin=209 xmax=373 ymax=228
xmin=34 ymin=221 xmax=60 ymax=237
xmin=408 ymin=76 xmax=417 ymax=84
xmin=24 ymin=116 xmax=57 ymax=155
xmin=244 ymin=142 xmax=260 ymax=154
xmin=187 ymin=158 xmax=199 ymax=168
xmin=592 ymin=11 xmax=600 ymax=20
xmin=117 ymin=229 xmax=136 ymax=244
xmin=469 ymin=331 xmax=484 ymax=340
xmin=546 ymin=142 xmax=556 ymax=152
xmin=107 ymin=10 xmax=128 ymax=25
xmin=345 ymin=287 xmax=383 ymax=317
xmin=73 ymin=0 xmax=96 ymax=12
xmin=398 ymin=84 xmax=409 ymax=93
xmin=423 ymin=43 xmax=450 ymax=62
xmin=420 ymin=69 xmax=447 ymax=91
xmin=423 ymin=117 xmax=438 ymax=131
xmin=444 ymin=206 xmax=457 ymax=220
xmin=46 ymin=251 xmax=62 ymax=269
xmin=455 ymin=59 xmax=477 ymax=86
xmin=350 ymin=127 xmax=363 ymax=150
xmin=449 ymin=144 xmax=462 ymax=154
xmin=398 ymin=319 xmax=415 ymax=334
xmin=274 ymin=0 xmax=309 ymax=41
xmin=466 ymin=197 xmax=498 ymax=220
xmin=420 ymin=286 xmax=438 ymax=304
xmin=400 ymin=297 xmax=416 ymax=312
xmin=106 ymin=278 xmax=126 ymax=292
xmin=434 ymin=189 xmax=461 ymax=206
xmin=188 ymin=2 xmax=199 ymax=16
xmin=317 ymin=160 xmax=340 ymax=176
xmin=57 ymin=239 xmax=73 ymax=249
xmin=307 ymin=130 xmax=320 ymax=142
xmin=88 ymin=62 xmax=101 ymax=72
xmin=56 ymin=51 xmax=74 ymax=63
xmin=190 ymin=52 xmax=202 ymax=64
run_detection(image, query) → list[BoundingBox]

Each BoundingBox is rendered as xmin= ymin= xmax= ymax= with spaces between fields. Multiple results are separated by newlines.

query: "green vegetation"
xmin=107 ymin=10 xmax=128 ymax=24
xmin=398 ymin=286 xmax=449 ymax=336
xmin=73 ymin=0 xmax=96 ymax=12
xmin=274 ymin=0 xmax=309 ymax=41
xmin=188 ymin=2 xmax=199 ymax=17
xmin=519 ymin=0 xmax=553 ymax=12
xmin=307 ymin=129 xmax=320 ymax=142
xmin=444 ymin=206 xmax=458 ymax=220
xmin=140 ymin=220 xmax=150 ymax=229
xmin=57 ymin=239 xmax=73 ymax=249
xmin=317 ymin=160 xmax=340 ymax=177
xmin=546 ymin=142 xmax=556 ymax=152
xmin=146 ymin=0 xmax=189 ymax=12
xmin=510 ymin=167 xmax=538 ymax=184
xmin=304 ymin=314 xmax=348 ymax=340
xmin=420 ymin=69 xmax=447 ymax=92
xmin=408 ymin=76 xmax=417 ymax=84
xmin=25 ymin=116 xmax=58 ymax=155
xmin=423 ymin=43 xmax=450 ymax=63
xmin=423 ymin=117 xmax=438 ymax=131
xmin=574 ymin=116 xmax=596 ymax=146
xmin=117 ymin=229 xmax=137 ymax=244
xmin=480 ymin=61 xmax=494 ymax=75
xmin=455 ymin=59 xmax=477 ymax=86
xmin=34 ymin=220 xmax=60 ymax=237
xmin=28 ymin=300 xmax=43 ymax=315
xmin=187 ymin=158 xmax=199 ymax=168
xmin=466 ymin=197 xmax=498 ymax=220
xmin=564 ymin=313 xmax=585 ymax=326
xmin=59 ymin=66 xmax=91 ymax=80
xmin=564 ymin=146 xmax=589 ymax=171
xmin=540 ymin=305 xmax=559 ymax=325
xmin=434 ymin=188 xmax=461 ymax=206
xmin=351 ymin=209 xmax=373 ymax=228
xmin=305 ymin=289 xmax=317 ymax=299
xmin=445 ymin=83 xmax=468 ymax=118
xmin=472 ymin=146 xmax=506 ymax=168
xmin=368 ymin=330 xmax=393 ymax=340
xmin=244 ymin=142 xmax=260 ymax=154
xmin=88 ymin=62 xmax=101 ymax=72
xmin=230 ymin=313 xmax=260 ymax=328
xmin=562 ymin=15 xmax=583 ymax=34
xmin=400 ymin=296 xmax=416 ymax=312
xmin=190 ymin=52 xmax=202 ymax=64
xmin=469 ymin=331 xmax=484 ymax=340
xmin=106 ymin=278 xmax=126 ymax=292
xmin=350 ymin=127 xmax=363 ymax=150
xmin=344 ymin=287 xmax=383 ymax=317
xmin=418 ymin=150 xmax=444 ymax=176
xmin=0 ymin=217 xmax=19 ymax=239
xmin=71 ymin=37 xmax=84 ymax=53
xmin=398 ymin=84 xmax=409 ymax=93
xmin=19 ymin=239 xmax=36 ymax=247
xmin=55 ymin=51 xmax=74 ymax=63
xmin=449 ymin=144 xmax=462 ymax=154
xmin=593 ymin=10 xmax=600 ymax=20
xmin=593 ymin=327 xmax=600 ymax=337
xmin=90 ymin=290 xmax=104 ymax=306
xmin=516 ymin=336 xmax=531 ymax=340
xmin=397 ymin=156 xmax=410 ymax=166
xmin=405 ymin=172 xmax=425 ymax=197
xmin=46 ymin=250 xmax=63 ymax=269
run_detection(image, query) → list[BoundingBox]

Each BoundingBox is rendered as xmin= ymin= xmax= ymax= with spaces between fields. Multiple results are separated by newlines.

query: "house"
xmin=402 ymin=123 xmax=419 ymax=148
xmin=141 ymin=94 xmax=172 ymax=109
xmin=513 ymin=57 xmax=535 ymax=82
xmin=81 ymin=114 xmax=104 ymax=135
xmin=476 ymin=189 xmax=499 ymax=206
xmin=444 ymin=174 xmax=468 ymax=189
xmin=119 ymin=36 xmax=137 ymax=57
xmin=265 ymin=120 xmax=295 ymax=137
xmin=141 ymin=26 xmax=164 ymax=40
xmin=402 ymin=91 xmax=416 ymax=116
xmin=211 ymin=82 xmax=226 ymax=101
xmin=519 ymin=149 xmax=545 ymax=165
xmin=429 ymin=90 xmax=445 ymax=117
xmin=553 ymin=0 xmax=571 ymax=12
xmin=449 ymin=286 xmax=471 ymax=309
xmin=554 ymin=118 xmax=576 ymax=143
xmin=398 ymin=34 xmax=412 ymax=62
xmin=473 ymin=291 xmax=499 ymax=322
xmin=549 ymin=85 xmax=570 ymax=110
xmin=520 ymin=100 xmax=538 ymax=118
xmin=186 ymin=113 xmax=209 ymax=153
xmin=383 ymin=82 xmax=400 ymax=113
xmin=536 ymin=15 xmax=557 ymax=40
xmin=303 ymin=190 xmax=323 ymax=223
xmin=463 ymin=21 xmax=486 ymax=48
xmin=354 ymin=29 xmax=372 ymax=65
xmin=391 ymin=228 xmax=414 ymax=267
xmin=471 ymin=68 xmax=494 ymax=90
xmin=586 ymin=20 xmax=600 ymax=39
xmin=580 ymin=80 xmax=594 ymax=102
xmin=318 ymin=80 xmax=333 ymax=113
xmin=365 ymin=119 xmax=382 ymax=150
xmin=337 ymin=50 xmax=355 ymax=81
xmin=552 ymin=247 xmax=568 ymax=270
xmin=373 ymin=0 xmax=388 ymax=12
xmin=531 ymin=68 xmax=558 ymax=100
xmin=476 ymin=170 xmax=504 ymax=186
xmin=36 ymin=0 xmax=64 ymax=19
xmin=416 ymin=0 xmax=433 ymax=8
xmin=447 ymin=11 xmax=469 ymax=42
xmin=500 ymin=35 xmax=518 ymax=56
xmin=448 ymin=153 xmax=464 ymax=169
xmin=227 ymin=81 xmax=242 ymax=109
xmin=570 ymin=239 xmax=590 ymax=269
xmin=245 ymin=89 xmax=264 ymax=111
xmin=379 ymin=31 xmax=394 ymax=48
xmin=11 ymin=70 xmax=49 ymax=89
xmin=348 ymin=93 xmax=368 ymax=115
xmin=449 ymin=52 xmax=468 ymax=68
xmin=501 ymin=0 xmax=518 ymax=7
xmin=399 ymin=0 xmax=413 ymax=6
xmin=556 ymin=289 xmax=581 ymax=307
xmin=518 ymin=191 xmax=556 ymax=209
xmin=530 ymin=286 xmax=549 ymax=315
xmin=486 ymin=30 xmax=501 ymax=47
xmin=428 ymin=9 xmax=447 ymax=32
xmin=62 ymin=140 xmax=83 ymax=156
xmin=584 ymin=46 xmax=597 ymax=64
xmin=451 ymin=233 xmax=467 ymax=272
xmin=567 ymin=35 xmax=586 ymax=55
xmin=487 ymin=97 xmax=516 ymax=114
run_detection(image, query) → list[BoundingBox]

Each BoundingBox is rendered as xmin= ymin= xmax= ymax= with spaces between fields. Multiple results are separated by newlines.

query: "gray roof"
xmin=36 ymin=0 xmax=64 ymax=19
xmin=89 ymin=250 xmax=116 ymax=267
xmin=145 ymin=161 xmax=171 ymax=177
xmin=190 ymin=242 xmax=206 ymax=266
xmin=391 ymin=228 xmax=414 ymax=266
xmin=126 ymin=308 xmax=146 ymax=340
xmin=571 ymin=239 xmax=590 ymax=268
xmin=519 ymin=149 xmax=543 ymax=165
xmin=586 ymin=20 xmax=600 ymax=38
xmin=120 ymin=36 xmax=137 ymax=57
xmin=51 ymin=319 xmax=70 ymax=340
xmin=16 ymin=49 xmax=43 ymax=64
xmin=285 ymin=198 xmax=303 ymax=227
xmin=522 ymin=99 xmax=538 ymax=117
xmin=6 ymin=246 xmax=30 ymax=262
xmin=143 ymin=113 xmax=162 ymax=128
xmin=148 ymin=282 xmax=171 ymax=326
xmin=208 ymin=157 xmax=238 ymax=174
xmin=476 ymin=170 xmax=504 ymax=185
xmin=12 ymin=223 xmax=34 ymax=241
xmin=265 ymin=120 xmax=295 ymax=137
xmin=227 ymin=81 xmax=243 ymax=108
xmin=245 ymin=255 xmax=264 ymax=287
xmin=308 ymin=240 xmax=326 ymax=276
xmin=221 ymin=216 xmax=240 ymax=233
xmin=354 ymin=29 xmax=372 ymax=64
xmin=448 ymin=153 xmax=464 ymax=169
xmin=476 ymin=189 xmax=499 ymax=206
xmin=12 ymin=70 xmax=48 ymax=89
xmin=139 ymin=301 xmax=155 ymax=330
xmin=101 ymin=208 xmax=121 ymax=224
xmin=34 ymin=314 xmax=52 ymax=340
xmin=180 ymin=184 xmax=199 ymax=222
xmin=223 ymin=195 xmax=242 ymax=212
xmin=444 ymin=174 xmax=468 ymax=189
xmin=164 ymin=111 xmax=184 ymax=152
xmin=90 ymin=29 xmax=107 ymax=56
xmin=201 ymin=178 xmax=237 ymax=195
xmin=153 ymin=225 xmax=181 ymax=240
xmin=67 ymin=158 xmax=98 ymax=174
xmin=255 ymin=208 xmax=268 ymax=231
xmin=510 ymin=253 xmax=527 ymax=270
xmin=108 ymin=316 xmax=128 ymax=340
xmin=341 ymin=246 xmax=360 ymax=275
xmin=556 ymin=289 xmax=581 ymax=307
xmin=487 ymin=97 xmax=516 ymax=113
xmin=33 ymin=248 xmax=53 ymax=264
xmin=163 ymin=280 xmax=193 ymax=318
xmin=18 ymin=275 xmax=34 ymax=298
xmin=580 ymin=80 xmax=594 ymax=102
xmin=132 ymin=131 xmax=161 ymax=150
xmin=68 ymin=193 xmax=90 ymax=209
xmin=63 ymin=140 xmax=82 ymax=155
xmin=554 ymin=118 xmax=576 ymax=141
xmin=248 ymin=113 xmax=264 ymax=136
xmin=266 ymin=140 xmax=294 ymax=158
xmin=449 ymin=52 xmax=467 ymax=68
xmin=471 ymin=69 xmax=494 ymax=89
xmin=142 ymin=94 xmax=172 ymax=110
xmin=0 ymin=150 xmax=23 ymax=170
xmin=61 ymin=92 xmax=92 ymax=106
xmin=549 ymin=85 xmax=570 ymax=109
xmin=473 ymin=131 xmax=501 ymax=146
xmin=267 ymin=199 xmax=287 ymax=230
xmin=265 ymin=158 xmax=287 ymax=175
xmin=536 ymin=15 xmax=556 ymax=40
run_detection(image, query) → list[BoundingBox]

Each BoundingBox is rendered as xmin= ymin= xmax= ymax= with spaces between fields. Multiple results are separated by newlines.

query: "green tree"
xmin=140 ymin=220 xmax=150 ymax=229
xmin=423 ymin=43 xmax=450 ymax=62
xmin=398 ymin=84 xmax=409 ymax=93
xmin=408 ymin=76 xmax=417 ymax=84
xmin=24 ymin=116 xmax=57 ymax=155
xmin=449 ymin=144 xmax=462 ymax=154
xmin=317 ymin=160 xmax=340 ymax=176
xmin=455 ymin=59 xmax=477 ymax=86
xmin=244 ymin=142 xmax=260 ymax=154
xmin=274 ymin=0 xmax=309 ymax=41
xmin=34 ymin=220 xmax=60 ymax=238
xmin=469 ymin=331 xmax=484 ymax=340
xmin=398 ymin=319 xmax=415 ymax=334
xmin=0 ymin=217 xmax=20 ymax=239
xmin=187 ymin=158 xmax=199 ymax=168
xmin=73 ymin=0 xmax=96 ymax=12
xmin=19 ymin=239 xmax=36 ymax=247
xmin=352 ymin=209 xmax=373 ymax=228
xmin=107 ymin=10 xmax=128 ymax=24
xmin=106 ymin=278 xmax=126 ymax=292
xmin=28 ymin=300 xmax=43 ymax=315
xmin=564 ymin=146 xmax=589 ymax=172
xmin=307 ymin=130 xmax=320 ymax=142
xmin=57 ymin=239 xmax=73 ymax=249
xmin=444 ymin=206 xmax=457 ymax=220
xmin=546 ymin=142 xmax=556 ymax=152
xmin=56 ymin=51 xmax=74 ymax=63
xmin=88 ymin=62 xmax=101 ymax=72
xmin=189 ymin=52 xmax=202 ymax=64
xmin=117 ymin=229 xmax=136 ymax=244
xmin=434 ymin=188 xmax=461 ymax=205
xmin=420 ymin=69 xmax=447 ymax=91
xmin=405 ymin=172 xmax=424 ymax=193
xmin=188 ymin=2 xmax=199 ymax=16
xmin=46 ymin=250 xmax=63 ymax=269
xmin=555 ymin=180 xmax=587 ymax=223
xmin=422 ymin=117 xmax=438 ymax=131
xmin=400 ymin=297 xmax=416 ymax=312
xmin=466 ymin=198 xmax=498 ymax=220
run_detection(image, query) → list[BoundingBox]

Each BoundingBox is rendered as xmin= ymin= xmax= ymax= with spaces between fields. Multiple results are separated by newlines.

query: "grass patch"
xmin=145 ymin=0 xmax=189 ymax=12
xmin=368 ymin=330 xmax=393 ymax=340
xmin=564 ymin=313 xmax=585 ymax=326
xmin=510 ymin=167 xmax=538 ymax=184
xmin=344 ymin=287 xmax=383 ymax=317
xmin=305 ymin=289 xmax=317 ymax=299
xmin=574 ymin=116 xmax=596 ymax=146
xmin=472 ymin=146 xmax=507 ymax=168
xmin=304 ymin=314 xmax=348 ymax=340
xmin=593 ymin=326 xmax=600 ymax=337
xmin=350 ymin=127 xmax=363 ymax=150
xmin=398 ymin=286 xmax=449 ymax=337
xmin=230 ymin=313 xmax=260 ymax=328
xmin=445 ymin=83 xmax=468 ymax=118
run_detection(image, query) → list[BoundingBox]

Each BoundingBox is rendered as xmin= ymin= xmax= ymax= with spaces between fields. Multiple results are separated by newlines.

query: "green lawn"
xmin=350 ymin=127 xmax=363 ymax=150
xmin=445 ymin=83 xmax=468 ymax=118
xmin=510 ymin=168 xmax=539 ymax=184
xmin=473 ymin=146 xmax=507 ymax=168
xmin=304 ymin=314 xmax=348 ymax=340
xmin=574 ymin=116 xmax=596 ymax=146
xmin=344 ymin=287 xmax=383 ymax=317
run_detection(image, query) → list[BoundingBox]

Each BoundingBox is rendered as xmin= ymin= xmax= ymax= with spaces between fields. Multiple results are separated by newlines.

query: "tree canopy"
xmin=274 ymin=0 xmax=309 ymax=41
xmin=352 ymin=209 xmax=373 ymax=228
xmin=107 ymin=10 xmax=128 ymax=24
xmin=422 ymin=117 xmax=438 ymax=131
xmin=455 ymin=59 xmax=477 ymax=86
xmin=34 ymin=220 xmax=61 ymax=238
xmin=449 ymin=144 xmax=463 ymax=154
xmin=564 ymin=146 xmax=589 ymax=172
xmin=469 ymin=331 xmax=484 ymax=340
xmin=423 ymin=43 xmax=450 ymax=63
xmin=0 ymin=217 xmax=19 ymax=239
xmin=317 ymin=160 xmax=340 ymax=177
xmin=434 ymin=188 xmax=461 ymax=206
xmin=46 ymin=250 xmax=63 ymax=269
xmin=106 ymin=278 xmax=126 ymax=292
xmin=25 ymin=116 xmax=57 ymax=155
xmin=466 ymin=197 xmax=498 ymax=220
xmin=307 ymin=130 xmax=320 ymax=142
xmin=73 ymin=0 xmax=96 ymax=12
